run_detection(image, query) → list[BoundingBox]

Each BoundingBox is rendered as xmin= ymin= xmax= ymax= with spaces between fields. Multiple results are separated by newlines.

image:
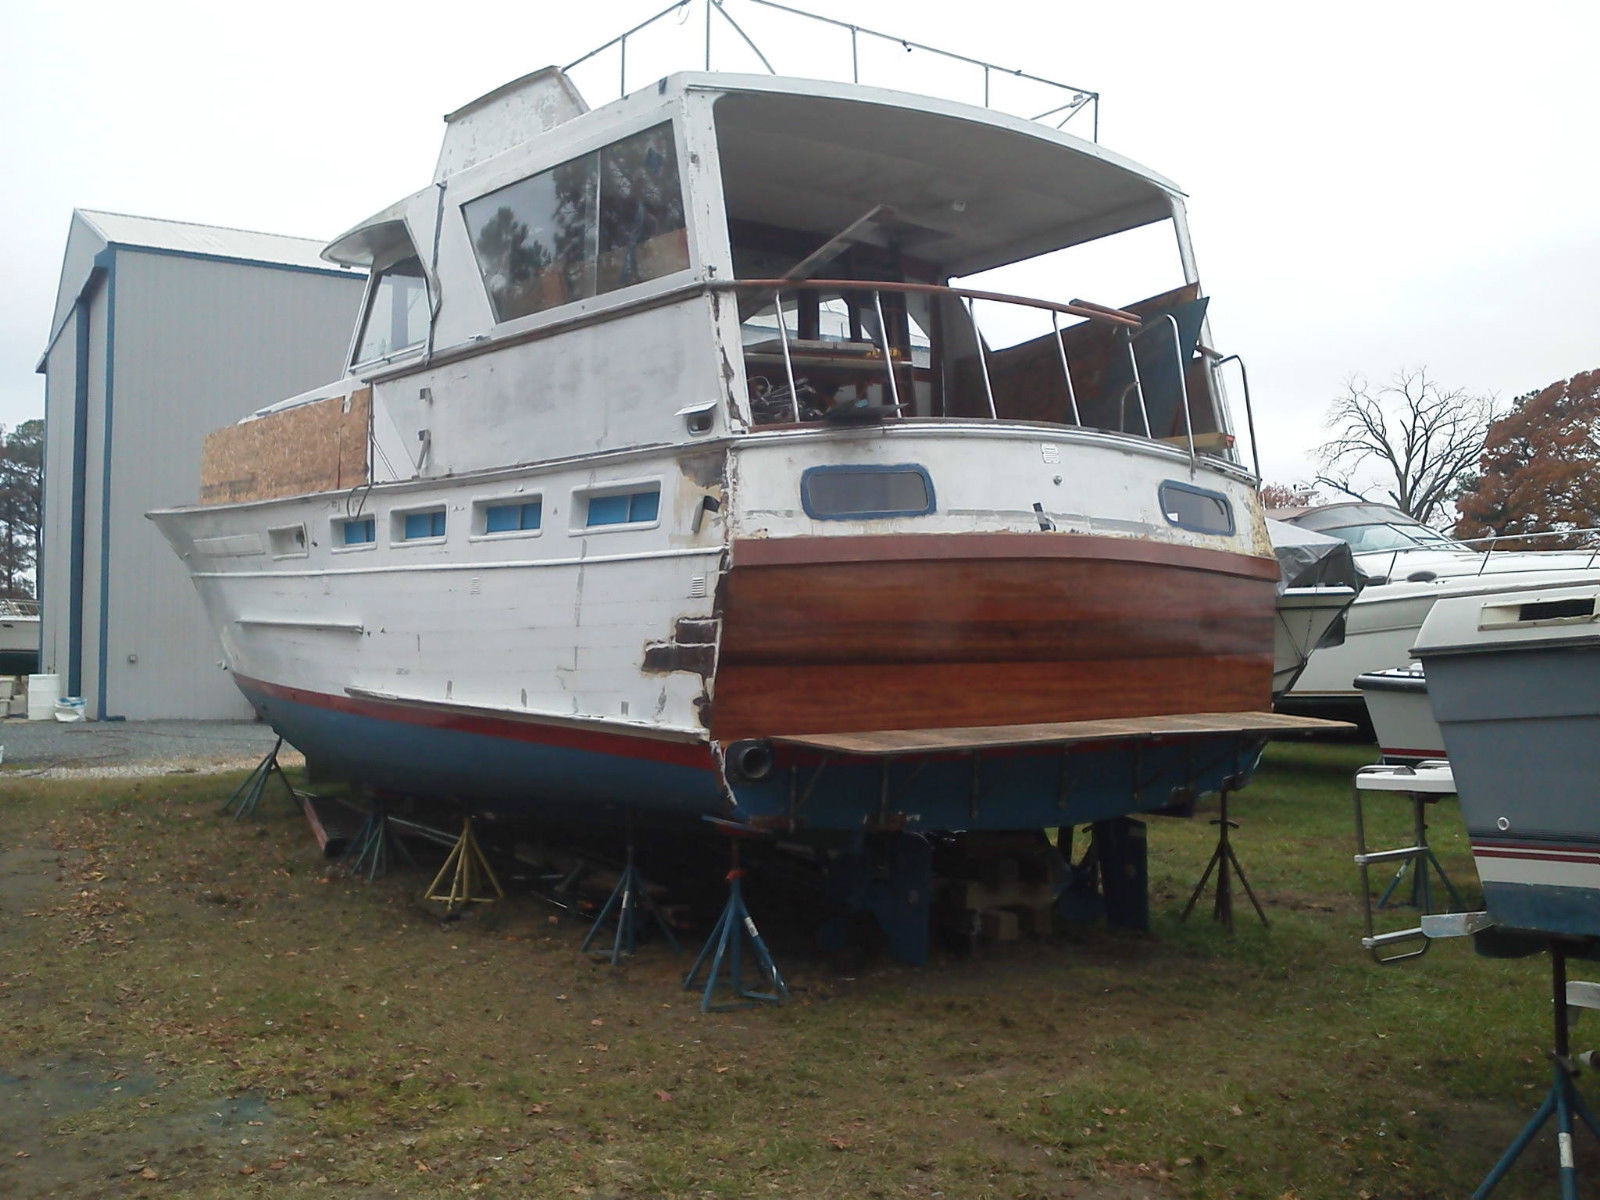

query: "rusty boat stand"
xmin=424 ymin=816 xmax=505 ymax=914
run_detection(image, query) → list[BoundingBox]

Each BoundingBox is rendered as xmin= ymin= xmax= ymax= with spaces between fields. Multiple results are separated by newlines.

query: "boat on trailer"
xmin=151 ymin=12 xmax=1333 ymax=952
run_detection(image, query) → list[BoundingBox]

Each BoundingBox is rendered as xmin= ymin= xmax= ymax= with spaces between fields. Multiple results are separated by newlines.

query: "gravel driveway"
xmin=0 ymin=718 xmax=301 ymax=778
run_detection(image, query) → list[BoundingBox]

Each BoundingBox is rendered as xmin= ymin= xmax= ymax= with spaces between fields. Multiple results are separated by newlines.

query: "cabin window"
xmin=352 ymin=256 xmax=429 ymax=365
xmin=463 ymin=122 xmax=689 ymax=323
xmin=800 ymin=465 xmax=935 ymax=520
xmin=1159 ymin=481 xmax=1233 ymax=536
xmin=398 ymin=508 xmax=447 ymax=541
xmin=339 ymin=516 xmax=376 ymax=546
xmin=482 ymin=499 xmax=543 ymax=534
xmin=582 ymin=486 xmax=661 ymax=528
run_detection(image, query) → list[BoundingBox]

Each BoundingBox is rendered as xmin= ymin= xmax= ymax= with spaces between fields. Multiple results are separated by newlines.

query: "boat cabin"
xmin=313 ymin=69 xmax=1240 ymax=483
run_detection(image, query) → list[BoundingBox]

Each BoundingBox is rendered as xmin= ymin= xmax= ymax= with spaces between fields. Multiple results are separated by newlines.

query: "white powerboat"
xmin=0 ymin=598 xmax=40 ymax=675
xmin=1276 ymin=502 xmax=1600 ymax=718
xmin=147 ymin=8 xmax=1339 ymax=959
xmin=1413 ymin=583 xmax=1600 ymax=938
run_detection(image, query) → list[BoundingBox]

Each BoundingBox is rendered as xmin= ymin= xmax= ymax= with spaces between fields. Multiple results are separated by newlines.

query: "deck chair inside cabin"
xmin=1094 ymin=296 xmax=1210 ymax=438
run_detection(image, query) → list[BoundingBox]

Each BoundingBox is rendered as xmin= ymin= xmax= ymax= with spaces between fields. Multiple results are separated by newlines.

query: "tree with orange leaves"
xmin=1454 ymin=369 xmax=1600 ymax=549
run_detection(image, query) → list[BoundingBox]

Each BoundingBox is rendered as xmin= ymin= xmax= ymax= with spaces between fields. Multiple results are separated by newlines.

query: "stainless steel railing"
xmin=565 ymin=0 xmax=1100 ymax=138
xmin=714 ymin=278 xmax=1224 ymax=466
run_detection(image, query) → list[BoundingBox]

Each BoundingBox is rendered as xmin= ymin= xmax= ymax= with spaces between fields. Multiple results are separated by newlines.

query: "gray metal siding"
xmin=45 ymin=215 xmax=106 ymax=349
xmin=39 ymin=308 xmax=80 ymax=678
xmin=103 ymin=250 xmax=363 ymax=719
xmin=80 ymin=291 xmax=109 ymax=714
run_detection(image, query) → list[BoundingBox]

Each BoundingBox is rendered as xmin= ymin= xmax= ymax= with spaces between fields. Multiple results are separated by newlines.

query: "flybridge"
xmin=562 ymin=0 xmax=1101 ymax=140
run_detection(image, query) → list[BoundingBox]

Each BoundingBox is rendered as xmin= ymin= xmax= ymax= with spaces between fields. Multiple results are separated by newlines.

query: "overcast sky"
xmin=4 ymin=0 xmax=1596 ymax=485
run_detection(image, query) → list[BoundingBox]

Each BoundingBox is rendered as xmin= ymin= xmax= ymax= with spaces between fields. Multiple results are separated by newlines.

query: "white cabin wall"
xmin=370 ymin=295 xmax=728 ymax=480
xmin=101 ymin=250 xmax=364 ymax=719
xmin=680 ymin=89 xmax=750 ymax=432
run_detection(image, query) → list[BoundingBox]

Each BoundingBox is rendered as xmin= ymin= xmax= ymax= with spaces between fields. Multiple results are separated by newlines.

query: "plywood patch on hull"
xmin=199 ymin=389 xmax=371 ymax=505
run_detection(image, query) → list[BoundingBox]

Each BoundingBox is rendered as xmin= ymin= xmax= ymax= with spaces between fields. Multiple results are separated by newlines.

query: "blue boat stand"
xmin=340 ymin=795 xmax=416 ymax=881
xmin=1473 ymin=940 xmax=1600 ymax=1199
xmin=582 ymin=816 xmax=681 ymax=964
xmin=684 ymin=839 xmax=790 ymax=1013
xmin=223 ymin=736 xmax=295 ymax=820
xmin=1179 ymin=775 xmax=1267 ymax=933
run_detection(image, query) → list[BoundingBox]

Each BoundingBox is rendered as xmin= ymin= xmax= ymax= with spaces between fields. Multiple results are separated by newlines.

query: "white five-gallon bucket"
xmin=54 ymin=696 xmax=87 ymax=722
xmin=27 ymin=674 xmax=60 ymax=721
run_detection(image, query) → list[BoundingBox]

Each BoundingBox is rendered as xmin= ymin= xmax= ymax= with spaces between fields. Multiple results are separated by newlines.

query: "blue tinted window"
xmin=341 ymin=517 xmax=375 ymax=545
xmin=486 ymin=500 xmax=542 ymax=533
xmin=627 ymin=489 xmax=659 ymax=523
xmin=402 ymin=510 xmax=446 ymax=540
xmin=586 ymin=488 xmax=660 ymax=527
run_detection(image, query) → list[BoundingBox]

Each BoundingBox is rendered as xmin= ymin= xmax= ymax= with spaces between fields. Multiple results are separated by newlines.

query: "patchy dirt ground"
xmin=0 ymin=751 xmax=1590 ymax=1198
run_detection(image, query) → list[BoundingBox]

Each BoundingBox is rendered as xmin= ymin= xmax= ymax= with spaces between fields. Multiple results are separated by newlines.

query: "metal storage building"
xmin=35 ymin=210 xmax=366 ymax=720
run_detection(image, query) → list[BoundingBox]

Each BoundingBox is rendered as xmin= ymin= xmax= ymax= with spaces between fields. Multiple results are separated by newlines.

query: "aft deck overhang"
xmin=693 ymin=72 xmax=1183 ymax=276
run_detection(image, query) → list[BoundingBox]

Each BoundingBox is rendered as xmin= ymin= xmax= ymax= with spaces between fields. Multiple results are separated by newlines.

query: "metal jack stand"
xmin=340 ymin=799 xmax=415 ymax=881
xmin=223 ymin=737 xmax=294 ymax=820
xmin=424 ymin=817 xmax=504 ymax=914
xmin=1180 ymin=777 xmax=1267 ymax=933
xmin=684 ymin=840 xmax=789 ymax=1013
xmin=1474 ymin=941 xmax=1600 ymax=1200
xmin=582 ymin=819 xmax=681 ymax=965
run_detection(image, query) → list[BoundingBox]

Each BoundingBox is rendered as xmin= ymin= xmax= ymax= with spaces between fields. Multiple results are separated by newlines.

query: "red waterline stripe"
xmin=233 ymin=673 xmax=718 ymax=771
xmin=1472 ymin=845 xmax=1600 ymax=865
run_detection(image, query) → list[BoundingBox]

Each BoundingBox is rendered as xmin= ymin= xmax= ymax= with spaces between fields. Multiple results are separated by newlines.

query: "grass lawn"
xmin=0 ymin=741 xmax=1592 ymax=1198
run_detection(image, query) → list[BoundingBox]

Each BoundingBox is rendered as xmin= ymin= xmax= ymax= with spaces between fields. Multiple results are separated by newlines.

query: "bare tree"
xmin=1258 ymin=481 xmax=1323 ymax=511
xmin=1314 ymin=368 xmax=1498 ymax=526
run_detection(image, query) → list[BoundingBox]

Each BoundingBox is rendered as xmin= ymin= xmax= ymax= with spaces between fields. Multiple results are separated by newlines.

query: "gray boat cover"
xmin=1266 ymin=518 xmax=1363 ymax=596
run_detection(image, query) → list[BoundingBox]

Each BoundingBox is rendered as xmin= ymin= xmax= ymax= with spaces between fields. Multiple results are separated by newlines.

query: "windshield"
xmin=353 ymin=256 xmax=429 ymax=365
xmin=1321 ymin=521 xmax=1461 ymax=554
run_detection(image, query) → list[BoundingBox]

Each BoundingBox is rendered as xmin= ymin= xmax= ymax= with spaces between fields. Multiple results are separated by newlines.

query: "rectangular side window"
xmin=340 ymin=516 xmax=376 ymax=546
xmin=401 ymin=509 xmax=447 ymax=540
xmin=584 ymin=487 xmax=661 ymax=528
xmin=485 ymin=500 xmax=542 ymax=533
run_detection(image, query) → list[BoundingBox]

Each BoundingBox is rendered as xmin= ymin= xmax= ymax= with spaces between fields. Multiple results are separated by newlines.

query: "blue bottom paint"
xmin=1483 ymin=883 xmax=1600 ymax=941
xmin=243 ymin=683 xmax=1266 ymax=835
xmin=731 ymin=737 xmax=1264 ymax=833
xmin=239 ymin=685 xmax=725 ymax=825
